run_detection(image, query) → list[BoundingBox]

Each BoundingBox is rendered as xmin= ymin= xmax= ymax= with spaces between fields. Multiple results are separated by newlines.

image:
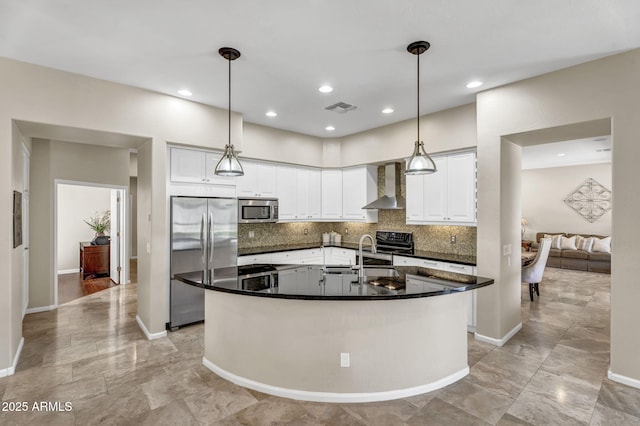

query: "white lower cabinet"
xmin=324 ymin=247 xmax=356 ymax=265
xmin=238 ymin=253 xmax=273 ymax=266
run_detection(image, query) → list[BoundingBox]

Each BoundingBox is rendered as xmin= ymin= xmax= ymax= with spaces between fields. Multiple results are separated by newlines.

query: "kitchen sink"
xmin=322 ymin=266 xmax=399 ymax=278
xmin=361 ymin=267 xmax=399 ymax=277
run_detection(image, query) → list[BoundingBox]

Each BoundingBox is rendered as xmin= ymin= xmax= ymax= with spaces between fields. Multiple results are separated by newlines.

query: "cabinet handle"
xmin=201 ymin=178 xmax=206 ymax=181
xmin=450 ymin=265 xmax=465 ymax=270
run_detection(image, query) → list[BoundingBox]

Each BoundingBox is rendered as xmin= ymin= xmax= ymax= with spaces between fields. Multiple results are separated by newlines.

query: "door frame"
xmin=53 ymin=179 xmax=128 ymax=307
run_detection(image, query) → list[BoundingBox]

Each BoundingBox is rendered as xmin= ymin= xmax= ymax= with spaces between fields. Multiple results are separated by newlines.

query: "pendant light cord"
xmin=416 ymin=50 xmax=420 ymax=143
xmin=228 ymin=56 xmax=231 ymax=149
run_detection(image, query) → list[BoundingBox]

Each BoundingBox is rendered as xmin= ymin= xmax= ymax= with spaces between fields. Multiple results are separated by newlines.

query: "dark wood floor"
xmin=58 ymin=259 xmax=137 ymax=305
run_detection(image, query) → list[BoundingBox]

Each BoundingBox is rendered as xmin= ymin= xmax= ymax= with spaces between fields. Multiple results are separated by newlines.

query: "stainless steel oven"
xmin=238 ymin=198 xmax=278 ymax=223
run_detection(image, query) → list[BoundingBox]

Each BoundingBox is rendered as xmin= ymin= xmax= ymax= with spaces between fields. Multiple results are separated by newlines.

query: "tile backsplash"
xmin=238 ymin=211 xmax=476 ymax=256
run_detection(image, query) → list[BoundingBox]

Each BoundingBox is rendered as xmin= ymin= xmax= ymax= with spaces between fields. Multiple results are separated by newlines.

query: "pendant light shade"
xmin=215 ymin=47 xmax=244 ymax=177
xmin=404 ymin=41 xmax=437 ymax=176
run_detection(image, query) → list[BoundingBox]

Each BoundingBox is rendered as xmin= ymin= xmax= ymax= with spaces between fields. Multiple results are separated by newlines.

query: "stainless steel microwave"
xmin=238 ymin=198 xmax=279 ymax=223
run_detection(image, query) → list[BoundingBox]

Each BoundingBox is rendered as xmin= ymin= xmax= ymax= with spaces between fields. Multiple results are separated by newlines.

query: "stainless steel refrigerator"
xmin=169 ymin=196 xmax=237 ymax=329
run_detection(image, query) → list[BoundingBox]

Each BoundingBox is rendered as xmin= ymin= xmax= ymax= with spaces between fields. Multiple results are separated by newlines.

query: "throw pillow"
xmin=560 ymin=236 xmax=577 ymax=250
xmin=592 ymin=236 xmax=612 ymax=253
xmin=576 ymin=235 xmax=594 ymax=252
xmin=544 ymin=234 xmax=563 ymax=249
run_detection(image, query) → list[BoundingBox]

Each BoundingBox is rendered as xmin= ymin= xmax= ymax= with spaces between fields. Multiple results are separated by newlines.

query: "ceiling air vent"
xmin=325 ymin=101 xmax=358 ymax=114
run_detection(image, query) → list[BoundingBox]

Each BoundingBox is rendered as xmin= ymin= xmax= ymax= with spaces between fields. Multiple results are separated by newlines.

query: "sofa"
xmin=532 ymin=232 xmax=611 ymax=274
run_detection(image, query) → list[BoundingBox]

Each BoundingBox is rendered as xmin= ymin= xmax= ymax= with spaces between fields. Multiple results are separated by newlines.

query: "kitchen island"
xmin=176 ymin=265 xmax=493 ymax=403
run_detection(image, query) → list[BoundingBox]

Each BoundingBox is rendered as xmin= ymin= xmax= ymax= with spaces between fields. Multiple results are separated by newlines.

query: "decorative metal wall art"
xmin=564 ymin=178 xmax=611 ymax=223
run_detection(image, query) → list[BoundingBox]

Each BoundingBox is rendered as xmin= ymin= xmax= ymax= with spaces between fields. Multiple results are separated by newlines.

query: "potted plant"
xmin=84 ymin=210 xmax=111 ymax=245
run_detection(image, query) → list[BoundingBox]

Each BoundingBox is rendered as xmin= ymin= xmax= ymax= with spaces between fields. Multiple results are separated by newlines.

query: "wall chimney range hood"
xmin=363 ymin=163 xmax=406 ymax=210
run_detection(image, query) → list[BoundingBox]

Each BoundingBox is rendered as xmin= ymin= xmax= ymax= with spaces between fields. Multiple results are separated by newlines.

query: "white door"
xmin=422 ymin=156 xmax=447 ymax=221
xmin=321 ymin=170 xmax=343 ymax=219
xmin=110 ymin=189 xmax=126 ymax=284
xmin=22 ymin=145 xmax=30 ymax=316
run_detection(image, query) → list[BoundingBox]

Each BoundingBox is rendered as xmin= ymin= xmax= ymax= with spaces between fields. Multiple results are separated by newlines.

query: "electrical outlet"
xmin=248 ymin=231 xmax=255 ymax=238
xmin=304 ymin=228 xmax=308 ymax=235
xmin=450 ymin=235 xmax=457 ymax=244
xmin=503 ymin=244 xmax=512 ymax=256
xmin=344 ymin=228 xmax=349 ymax=234
xmin=340 ymin=352 xmax=350 ymax=367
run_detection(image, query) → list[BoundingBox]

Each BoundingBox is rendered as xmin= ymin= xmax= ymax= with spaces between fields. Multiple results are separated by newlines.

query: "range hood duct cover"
xmin=363 ymin=163 xmax=406 ymax=210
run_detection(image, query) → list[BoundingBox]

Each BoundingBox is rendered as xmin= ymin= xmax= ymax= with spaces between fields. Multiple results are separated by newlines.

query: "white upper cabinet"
xmin=277 ymin=165 xmax=322 ymax=221
xmin=321 ymin=169 xmax=343 ymax=220
xmin=406 ymin=150 xmax=476 ymax=225
xmin=276 ymin=165 xmax=297 ymax=220
xmin=236 ymin=160 xmax=277 ymax=198
xmin=170 ymin=147 xmax=235 ymax=186
xmin=307 ymin=168 xmax=322 ymax=219
xmin=341 ymin=165 xmax=378 ymax=223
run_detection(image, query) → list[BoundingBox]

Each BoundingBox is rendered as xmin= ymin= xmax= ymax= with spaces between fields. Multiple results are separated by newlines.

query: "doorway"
xmin=54 ymin=181 xmax=128 ymax=305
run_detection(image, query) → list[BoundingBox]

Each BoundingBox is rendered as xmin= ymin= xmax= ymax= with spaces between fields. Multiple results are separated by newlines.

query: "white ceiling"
xmin=522 ymin=136 xmax=612 ymax=170
xmin=1 ymin=1 xmax=640 ymax=138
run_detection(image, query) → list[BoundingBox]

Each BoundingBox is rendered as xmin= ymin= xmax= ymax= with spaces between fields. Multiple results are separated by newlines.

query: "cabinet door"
xmin=422 ymin=156 xmax=447 ymax=221
xmin=307 ymin=169 xmax=322 ymax=219
xmin=257 ymin=163 xmax=277 ymax=197
xmin=276 ymin=165 xmax=297 ymax=220
xmin=342 ymin=167 xmax=365 ymax=220
xmin=170 ymin=148 xmax=206 ymax=183
xmin=204 ymin=152 xmax=237 ymax=186
xmin=405 ymin=174 xmax=424 ymax=221
xmin=321 ymin=170 xmax=343 ymax=219
xmin=295 ymin=168 xmax=310 ymax=219
xmin=446 ymin=152 xmax=476 ymax=223
xmin=236 ymin=161 xmax=259 ymax=197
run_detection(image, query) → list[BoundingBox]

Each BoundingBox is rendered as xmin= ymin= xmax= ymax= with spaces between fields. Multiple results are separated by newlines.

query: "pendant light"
xmin=214 ymin=47 xmax=244 ymax=176
xmin=404 ymin=41 xmax=437 ymax=175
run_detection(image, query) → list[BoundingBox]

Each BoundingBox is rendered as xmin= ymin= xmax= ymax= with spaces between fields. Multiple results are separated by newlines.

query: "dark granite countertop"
xmin=238 ymin=243 xmax=477 ymax=266
xmin=174 ymin=264 xmax=493 ymax=301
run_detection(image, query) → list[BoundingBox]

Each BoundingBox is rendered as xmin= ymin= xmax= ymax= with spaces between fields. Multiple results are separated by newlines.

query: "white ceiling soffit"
xmin=522 ymin=136 xmax=612 ymax=170
xmin=2 ymin=1 xmax=640 ymax=138
xmin=15 ymin=120 xmax=150 ymax=149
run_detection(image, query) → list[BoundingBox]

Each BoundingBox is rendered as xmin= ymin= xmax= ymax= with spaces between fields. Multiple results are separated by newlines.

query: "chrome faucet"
xmin=357 ymin=234 xmax=377 ymax=278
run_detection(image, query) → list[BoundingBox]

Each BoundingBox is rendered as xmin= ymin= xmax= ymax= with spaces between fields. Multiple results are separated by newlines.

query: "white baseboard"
xmin=0 ymin=338 xmax=24 ymax=378
xmin=136 ymin=315 xmax=167 ymax=340
xmin=58 ymin=268 xmax=80 ymax=275
xmin=608 ymin=370 xmax=640 ymax=390
xmin=475 ymin=322 xmax=522 ymax=347
xmin=202 ymin=357 xmax=469 ymax=403
xmin=25 ymin=305 xmax=57 ymax=315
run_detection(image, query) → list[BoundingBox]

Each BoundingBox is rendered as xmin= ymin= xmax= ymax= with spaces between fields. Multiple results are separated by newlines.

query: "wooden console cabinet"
xmin=79 ymin=241 xmax=110 ymax=279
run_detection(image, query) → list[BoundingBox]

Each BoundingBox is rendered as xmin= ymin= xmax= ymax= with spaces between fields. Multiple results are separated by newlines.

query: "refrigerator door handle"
xmin=208 ymin=212 xmax=214 ymax=268
xmin=200 ymin=212 xmax=206 ymax=267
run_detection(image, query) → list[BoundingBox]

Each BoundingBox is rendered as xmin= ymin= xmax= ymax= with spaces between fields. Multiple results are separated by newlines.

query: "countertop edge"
xmin=239 ymin=243 xmax=477 ymax=266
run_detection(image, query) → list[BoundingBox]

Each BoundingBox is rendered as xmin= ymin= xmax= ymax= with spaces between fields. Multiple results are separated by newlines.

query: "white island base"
xmin=202 ymin=290 xmax=469 ymax=403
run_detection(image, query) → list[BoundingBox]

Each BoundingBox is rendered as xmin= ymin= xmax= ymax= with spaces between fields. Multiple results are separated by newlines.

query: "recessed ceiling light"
xmin=382 ymin=108 xmax=394 ymax=114
xmin=177 ymin=89 xmax=192 ymax=97
xmin=325 ymin=125 xmax=335 ymax=131
xmin=557 ymin=153 xmax=566 ymax=157
xmin=265 ymin=111 xmax=277 ymax=117
xmin=466 ymin=81 xmax=483 ymax=89
xmin=318 ymin=85 xmax=333 ymax=93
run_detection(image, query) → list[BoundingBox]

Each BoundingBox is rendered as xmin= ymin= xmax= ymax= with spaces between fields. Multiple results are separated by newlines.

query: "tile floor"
xmin=2 ymin=268 xmax=640 ymax=425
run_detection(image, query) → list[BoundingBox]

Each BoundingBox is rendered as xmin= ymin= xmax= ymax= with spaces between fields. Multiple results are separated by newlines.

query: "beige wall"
xmin=56 ymin=185 xmax=111 ymax=272
xmin=29 ymin=140 xmax=130 ymax=308
xmin=521 ymin=163 xmax=612 ymax=240
xmin=242 ymin=122 xmax=324 ymax=167
xmin=130 ymin=177 xmax=138 ymax=257
xmin=477 ymin=49 xmax=640 ymax=383
xmin=340 ymin=103 xmax=477 ymax=166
